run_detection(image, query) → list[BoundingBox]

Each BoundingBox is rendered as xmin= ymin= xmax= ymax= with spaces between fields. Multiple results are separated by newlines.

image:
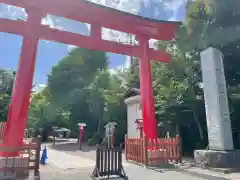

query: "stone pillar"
xmin=194 ymin=47 xmax=240 ymax=168
xmin=201 ymin=47 xmax=233 ymax=151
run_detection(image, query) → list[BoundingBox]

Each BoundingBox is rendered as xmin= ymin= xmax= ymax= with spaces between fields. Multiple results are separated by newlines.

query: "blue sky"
xmin=0 ymin=0 xmax=185 ymax=88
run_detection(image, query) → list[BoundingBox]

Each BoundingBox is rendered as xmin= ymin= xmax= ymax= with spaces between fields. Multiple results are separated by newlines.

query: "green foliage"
xmin=185 ymin=0 xmax=240 ymax=50
xmin=0 ymin=92 xmax=10 ymax=122
xmin=27 ymin=47 xmax=127 ymax=144
xmin=152 ymin=39 xmax=205 ymax=147
xmin=47 ymin=48 xmax=108 ymax=106
xmin=0 ymin=69 xmax=15 ymax=122
xmin=88 ymin=132 xmax=103 ymax=145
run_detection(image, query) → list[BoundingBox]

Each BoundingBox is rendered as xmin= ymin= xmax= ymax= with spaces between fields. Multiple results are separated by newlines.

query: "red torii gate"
xmin=0 ymin=0 xmax=180 ymax=156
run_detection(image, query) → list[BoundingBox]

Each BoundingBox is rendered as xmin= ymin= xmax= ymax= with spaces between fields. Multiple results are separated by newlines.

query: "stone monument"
xmin=194 ymin=47 xmax=240 ymax=168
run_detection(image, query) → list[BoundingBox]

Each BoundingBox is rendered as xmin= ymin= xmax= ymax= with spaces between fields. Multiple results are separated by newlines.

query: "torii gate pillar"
xmin=138 ymin=36 xmax=157 ymax=139
xmin=0 ymin=8 xmax=43 ymax=156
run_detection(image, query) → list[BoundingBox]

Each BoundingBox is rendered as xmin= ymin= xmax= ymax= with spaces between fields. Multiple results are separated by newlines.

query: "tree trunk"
xmin=182 ymin=52 xmax=205 ymax=142
xmin=96 ymin=95 xmax=105 ymax=134
xmin=193 ymin=111 xmax=204 ymax=141
xmin=97 ymin=117 xmax=102 ymax=133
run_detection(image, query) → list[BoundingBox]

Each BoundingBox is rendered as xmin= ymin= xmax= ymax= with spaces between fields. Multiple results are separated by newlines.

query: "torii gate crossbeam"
xmin=0 ymin=0 xmax=180 ymax=156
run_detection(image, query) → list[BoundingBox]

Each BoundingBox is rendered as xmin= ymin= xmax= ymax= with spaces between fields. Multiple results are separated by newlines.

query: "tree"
xmin=0 ymin=69 xmax=15 ymax=122
xmin=30 ymin=46 xmax=129 ymax=144
xmin=27 ymin=89 xmax=72 ymax=140
xmin=103 ymin=73 xmax=127 ymax=144
xmin=151 ymin=26 xmax=211 ymax=153
xmin=185 ymin=0 xmax=240 ymax=50
xmin=47 ymin=48 xmax=108 ymax=106
xmin=87 ymin=70 xmax=110 ymax=133
xmin=42 ymin=48 xmax=110 ymax=138
xmin=87 ymin=69 xmax=128 ymax=144
xmin=184 ymin=0 xmax=240 ymax=148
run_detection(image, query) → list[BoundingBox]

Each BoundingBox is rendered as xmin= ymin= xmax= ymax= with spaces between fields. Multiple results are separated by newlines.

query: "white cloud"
xmin=124 ymin=56 xmax=131 ymax=69
xmin=149 ymin=39 xmax=158 ymax=49
xmin=32 ymin=84 xmax=47 ymax=93
xmin=165 ymin=0 xmax=186 ymax=21
xmin=87 ymin=0 xmax=140 ymax=44
xmin=141 ymin=0 xmax=186 ymax=19
xmin=38 ymin=84 xmax=47 ymax=88
xmin=90 ymin=0 xmax=140 ymax=14
xmin=0 ymin=4 xmax=27 ymax=20
xmin=68 ymin=45 xmax=77 ymax=52
xmin=88 ymin=0 xmax=185 ymax=49
xmin=42 ymin=15 xmax=63 ymax=30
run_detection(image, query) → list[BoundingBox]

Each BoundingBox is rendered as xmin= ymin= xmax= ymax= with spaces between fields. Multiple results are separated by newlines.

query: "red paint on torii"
xmin=0 ymin=0 xmax=180 ymax=156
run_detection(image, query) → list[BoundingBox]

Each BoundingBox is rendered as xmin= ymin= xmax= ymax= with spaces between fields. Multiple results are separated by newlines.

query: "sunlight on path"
xmin=47 ymin=148 xmax=95 ymax=169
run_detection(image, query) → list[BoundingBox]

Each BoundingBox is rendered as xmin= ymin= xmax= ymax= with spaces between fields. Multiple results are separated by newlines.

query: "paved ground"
xmin=37 ymin=140 xmax=240 ymax=180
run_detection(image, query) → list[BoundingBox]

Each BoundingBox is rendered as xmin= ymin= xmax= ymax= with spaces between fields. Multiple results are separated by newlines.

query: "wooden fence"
xmin=92 ymin=145 xmax=128 ymax=180
xmin=125 ymin=135 xmax=181 ymax=166
xmin=0 ymin=138 xmax=41 ymax=178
